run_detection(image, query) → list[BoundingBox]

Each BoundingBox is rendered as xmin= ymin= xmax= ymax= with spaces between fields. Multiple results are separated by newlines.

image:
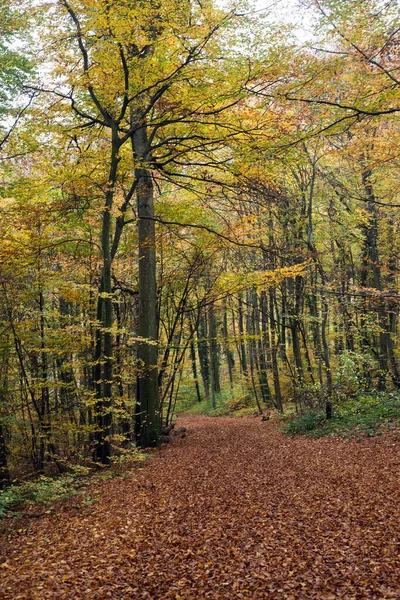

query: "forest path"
xmin=1 ymin=415 xmax=400 ymax=599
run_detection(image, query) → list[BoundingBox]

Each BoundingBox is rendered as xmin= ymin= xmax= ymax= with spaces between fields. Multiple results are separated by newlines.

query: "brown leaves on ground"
xmin=1 ymin=415 xmax=400 ymax=599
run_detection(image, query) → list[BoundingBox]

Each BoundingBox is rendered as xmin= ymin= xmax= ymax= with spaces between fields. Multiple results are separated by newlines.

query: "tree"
xmin=0 ymin=0 xmax=34 ymax=153
xmin=26 ymin=0 xmax=272 ymax=453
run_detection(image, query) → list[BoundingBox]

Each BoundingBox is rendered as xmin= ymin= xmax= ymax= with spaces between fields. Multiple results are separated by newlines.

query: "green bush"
xmin=0 ymin=475 xmax=78 ymax=517
xmin=334 ymin=351 xmax=375 ymax=397
xmin=283 ymin=391 xmax=400 ymax=439
xmin=0 ymin=444 xmax=152 ymax=518
xmin=283 ymin=410 xmax=326 ymax=435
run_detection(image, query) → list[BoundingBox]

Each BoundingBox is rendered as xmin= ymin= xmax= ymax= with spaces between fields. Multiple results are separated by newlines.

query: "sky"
xmin=254 ymin=0 xmax=316 ymax=41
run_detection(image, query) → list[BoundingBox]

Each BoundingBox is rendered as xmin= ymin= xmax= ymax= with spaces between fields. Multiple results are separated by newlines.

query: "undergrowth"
xmin=283 ymin=391 xmax=400 ymax=438
xmin=176 ymin=383 xmax=260 ymax=418
xmin=0 ymin=447 xmax=148 ymax=519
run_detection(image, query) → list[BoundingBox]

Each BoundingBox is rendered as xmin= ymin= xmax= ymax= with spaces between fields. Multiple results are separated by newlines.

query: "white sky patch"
xmin=218 ymin=0 xmax=317 ymax=44
xmin=253 ymin=0 xmax=317 ymax=43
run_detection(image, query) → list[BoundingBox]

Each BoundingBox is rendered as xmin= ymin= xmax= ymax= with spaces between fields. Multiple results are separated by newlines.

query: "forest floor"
xmin=1 ymin=415 xmax=400 ymax=600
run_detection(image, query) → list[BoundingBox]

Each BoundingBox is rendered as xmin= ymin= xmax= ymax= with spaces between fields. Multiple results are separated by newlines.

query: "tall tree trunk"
xmin=320 ymin=292 xmax=333 ymax=419
xmin=207 ymin=302 xmax=219 ymax=407
xmin=188 ymin=316 xmax=202 ymax=403
xmin=308 ymin=275 xmax=324 ymax=388
xmin=251 ymin=289 xmax=271 ymax=405
xmin=237 ymin=294 xmax=248 ymax=377
xmin=265 ymin=289 xmax=283 ymax=413
xmin=0 ymin=421 xmax=9 ymax=488
xmin=385 ymin=218 xmax=400 ymax=387
xmin=93 ymin=129 xmax=121 ymax=463
xmin=190 ymin=335 xmax=202 ymax=403
xmin=134 ymin=161 xmax=160 ymax=447
xmin=361 ymin=168 xmax=388 ymax=390
xmin=222 ymin=300 xmax=234 ymax=389
xmin=197 ymin=310 xmax=210 ymax=402
xmin=387 ymin=303 xmax=400 ymax=387
xmin=37 ymin=285 xmax=65 ymax=473
xmin=338 ymin=266 xmax=355 ymax=352
xmin=280 ymin=279 xmax=287 ymax=358
xmin=288 ymin=277 xmax=305 ymax=390
xmin=57 ymin=296 xmax=78 ymax=415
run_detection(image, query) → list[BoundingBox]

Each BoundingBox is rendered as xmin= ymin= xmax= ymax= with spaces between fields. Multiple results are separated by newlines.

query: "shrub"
xmin=334 ymin=351 xmax=375 ymax=397
xmin=283 ymin=391 xmax=400 ymax=439
xmin=283 ymin=410 xmax=326 ymax=435
xmin=0 ymin=475 xmax=78 ymax=517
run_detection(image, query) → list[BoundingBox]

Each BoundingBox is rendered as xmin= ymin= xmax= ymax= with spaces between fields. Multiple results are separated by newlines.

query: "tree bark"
xmin=0 ymin=421 xmax=9 ymax=488
xmin=93 ymin=131 xmax=120 ymax=463
xmin=197 ymin=310 xmax=210 ymax=402
xmin=222 ymin=300 xmax=234 ymax=389
xmin=266 ymin=289 xmax=283 ymax=413
xmin=207 ymin=302 xmax=219 ymax=408
xmin=134 ymin=158 xmax=160 ymax=447
xmin=237 ymin=294 xmax=248 ymax=377
xmin=361 ymin=169 xmax=388 ymax=389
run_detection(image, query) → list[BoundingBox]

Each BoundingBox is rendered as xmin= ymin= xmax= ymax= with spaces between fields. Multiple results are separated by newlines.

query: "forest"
xmin=1 ymin=0 xmax=400 ymax=598
xmin=0 ymin=0 xmax=399 ymax=478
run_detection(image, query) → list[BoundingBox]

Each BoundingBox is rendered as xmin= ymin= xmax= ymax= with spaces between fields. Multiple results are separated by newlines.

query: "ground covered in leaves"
xmin=1 ymin=415 xmax=400 ymax=599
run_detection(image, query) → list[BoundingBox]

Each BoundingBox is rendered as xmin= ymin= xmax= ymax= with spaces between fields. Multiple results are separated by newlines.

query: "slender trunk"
xmin=339 ymin=269 xmax=355 ymax=352
xmin=387 ymin=305 xmax=400 ymax=387
xmin=3 ymin=284 xmax=42 ymax=470
xmin=291 ymin=324 xmax=304 ymax=384
xmin=37 ymin=286 xmax=65 ymax=473
xmin=361 ymin=168 xmax=388 ymax=390
xmin=38 ymin=288 xmax=48 ymax=472
xmin=222 ymin=300 xmax=234 ymax=389
xmin=190 ymin=335 xmax=202 ymax=403
xmin=280 ymin=280 xmax=287 ymax=357
xmin=231 ymin=304 xmax=244 ymax=379
xmin=385 ymin=218 xmax=400 ymax=386
xmin=0 ymin=421 xmax=9 ymax=488
xmin=0 ymin=350 xmax=10 ymax=486
xmin=115 ymin=301 xmax=131 ymax=445
xmin=321 ymin=293 xmax=333 ymax=418
xmin=94 ymin=202 xmax=114 ymax=463
xmin=168 ymin=360 xmax=185 ymax=427
xmin=287 ymin=277 xmax=305 ymax=389
xmin=197 ymin=310 xmax=210 ymax=401
xmin=207 ymin=302 xmax=219 ymax=408
xmin=251 ymin=289 xmax=271 ymax=405
xmin=57 ymin=296 xmax=77 ymax=413
xmin=238 ymin=294 xmax=248 ymax=377
xmin=266 ymin=289 xmax=283 ymax=413
xmin=299 ymin=322 xmax=315 ymax=385
xmin=308 ymin=281 xmax=324 ymax=387
xmin=188 ymin=316 xmax=202 ymax=402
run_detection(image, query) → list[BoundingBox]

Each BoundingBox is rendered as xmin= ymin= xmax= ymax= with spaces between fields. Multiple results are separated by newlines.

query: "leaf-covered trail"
xmin=1 ymin=415 xmax=400 ymax=599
